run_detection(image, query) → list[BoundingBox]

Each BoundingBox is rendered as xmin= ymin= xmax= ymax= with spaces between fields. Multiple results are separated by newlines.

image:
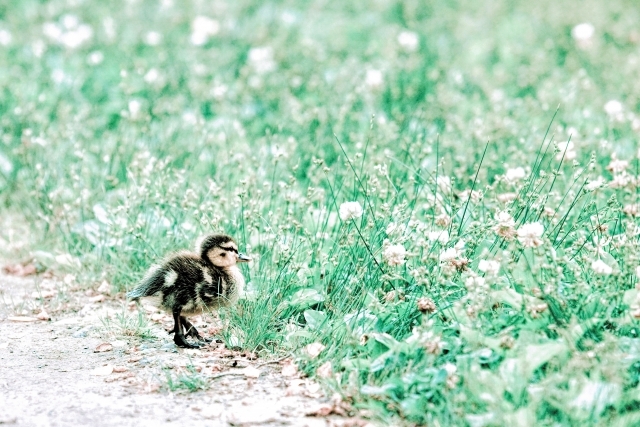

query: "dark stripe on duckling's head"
xmin=197 ymin=234 xmax=236 ymax=260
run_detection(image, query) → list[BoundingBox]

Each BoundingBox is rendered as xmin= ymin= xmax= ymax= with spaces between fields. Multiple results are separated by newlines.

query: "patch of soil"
xmin=0 ymin=271 xmax=364 ymax=427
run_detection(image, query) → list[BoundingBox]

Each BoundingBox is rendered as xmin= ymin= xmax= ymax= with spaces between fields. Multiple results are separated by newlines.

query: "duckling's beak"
xmin=237 ymin=253 xmax=251 ymax=262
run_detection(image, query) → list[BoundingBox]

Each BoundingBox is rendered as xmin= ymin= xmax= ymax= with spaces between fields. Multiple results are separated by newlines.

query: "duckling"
xmin=127 ymin=234 xmax=251 ymax=348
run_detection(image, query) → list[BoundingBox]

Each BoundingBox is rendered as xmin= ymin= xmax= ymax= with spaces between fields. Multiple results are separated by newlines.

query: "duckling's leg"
xmin=181 ymin=316 xmax=212 ymax=342
xmin=172 ymin=310 xmax=201 ymax=349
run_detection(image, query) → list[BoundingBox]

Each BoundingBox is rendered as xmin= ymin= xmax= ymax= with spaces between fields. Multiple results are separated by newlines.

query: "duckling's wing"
xmin=127 ymin=264 xmax=164 ymax=299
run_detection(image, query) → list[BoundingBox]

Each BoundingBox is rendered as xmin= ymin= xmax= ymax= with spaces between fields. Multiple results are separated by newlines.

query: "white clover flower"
xmin=144 ymin=68 xmax=160 ymax=83
xmin=436 ymin=176 xmax=452 ymax=193
xmin=556 ymin=141 xmax=577 ymax=161
xmin=478 ymin=259 xmax=500 ymax=276
xmin=571 ymin=22 xmax=596 ymax=43
xmin=585 ymin=177 xmax=604 ymax=191
xmin=604 ymin=99 xmax=624 ymax=121
xmin=517 ymin=222 xmax=544 ymax=248
xmin=497 ymin=192 xmax=517 ymax=203
xmin=0 ymin=29 xmax=12 ymax=46
xmin=247 ymin=46 xmax=277 ymax=74
xmin=505 ymin=167 xmax=526 ymax=183
xmin=465 ymin=275 xmax=486 ymax=292
xmin=144 ymin=31 xmax=162 ymax=46
xmin=427 ymin=229 xmax=450 ymax=244
xmin=87 ymin=51 xmax=104 ymax=65
xmin=365 ymin=69 xmax=383 ymax=89
xmin=439 ymin=247 xmax=459 ymax=262
xmin=128 ymin=99 xmax=142 ymax=118
xmin=339 ymin=201 xmax=363 ymax=221
xmin=190 ymin=16 xmax=220 ymax=46
xmin=607 ymin=157 xmax=629 ymax=174
xmin=493 ymin=211 xmax=516 ymax=239
xmin=591 ymin=259 xmax=612 ymax=275
xmin=397 ymin=30 xmax=419 ymax=52
xmin=383 ymin=243 xmax=406 ymax=266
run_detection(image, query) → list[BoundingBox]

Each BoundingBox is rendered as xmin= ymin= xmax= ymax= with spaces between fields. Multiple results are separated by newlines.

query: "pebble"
xmin=161 ymin=343 xmax=177 ymax=352
xmin=72 ymin=326 xmax=92 ymax=338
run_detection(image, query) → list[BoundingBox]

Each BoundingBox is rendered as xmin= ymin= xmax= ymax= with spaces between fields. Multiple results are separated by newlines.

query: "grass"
xmin=100 ymin=308 xmax=155 ymax=340
xmin=2 ymin=0 xmax=640 ymax=424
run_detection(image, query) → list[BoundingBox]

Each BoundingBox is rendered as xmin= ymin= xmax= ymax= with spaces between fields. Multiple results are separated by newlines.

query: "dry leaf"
xmin=97 ymin=280 xmax=111 ymax=295
xmin=31 ymin=290 xmax=55 ymax=299
xmin=36 ymin=310 xmax=51 ymax=321
xmin=316 ymin=361 xmax=333 ymax=378
xmin=306 ymin=404 xmax=334 ymax=417
xmin=7 ymin=316 xmax=38 ymax=322
xmin=305 ymin=342 xmax=326 ymax=359
xmin=113 ymin=366 xmax=128 ymax=373
xmin=2 ymin=263 xmax=37 ymax=277
xmin=94 ymin=342 xmax=113 ymax=353
xmin=89 ymin=294 xmax=106 ymax=303
xmin=281 ymin=359 xmax=298 ymax=377
xmin=242 ymin=366 xmax=261 ymax=378
xmin=91 ymin=365 xmax=114 ymax=376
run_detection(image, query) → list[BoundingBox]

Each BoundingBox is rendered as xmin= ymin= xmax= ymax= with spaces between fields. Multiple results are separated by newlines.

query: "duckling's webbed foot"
xmin=171 ymin=311 xmax=201 ymax=349
xmin=180 ymin=316 xmax=205 ymax=341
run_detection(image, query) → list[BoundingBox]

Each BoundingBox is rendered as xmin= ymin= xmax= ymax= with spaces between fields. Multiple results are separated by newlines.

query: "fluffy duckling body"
xmin=127 ymin=234 xmax=250 ymax=348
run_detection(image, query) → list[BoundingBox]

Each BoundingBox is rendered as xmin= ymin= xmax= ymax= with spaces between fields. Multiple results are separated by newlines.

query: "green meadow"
xmin=2 ymin=0 xmax=640 ymax=424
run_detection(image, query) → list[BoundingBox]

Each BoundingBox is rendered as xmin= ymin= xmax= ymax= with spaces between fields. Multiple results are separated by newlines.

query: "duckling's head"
xmin=197 ymin=234 xmax=251 ymax=268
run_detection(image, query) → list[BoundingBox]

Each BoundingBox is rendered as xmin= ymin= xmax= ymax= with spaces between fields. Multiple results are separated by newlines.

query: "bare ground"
xmin=0 ymin=270 xmax=363 ymax=427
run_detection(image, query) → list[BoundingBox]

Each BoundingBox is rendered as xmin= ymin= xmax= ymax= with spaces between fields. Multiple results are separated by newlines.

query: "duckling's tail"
xmin=127 ymin=264 xmax=164 ymax=300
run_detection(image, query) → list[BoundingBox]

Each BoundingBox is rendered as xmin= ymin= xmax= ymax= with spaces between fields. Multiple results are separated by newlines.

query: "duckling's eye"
xmin=220 ymin=253 xmax=226 ymax=257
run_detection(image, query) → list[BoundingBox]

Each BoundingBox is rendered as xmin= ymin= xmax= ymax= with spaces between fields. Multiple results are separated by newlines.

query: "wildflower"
xmin=365 ymin=69 xmax=383 ymax=89
xmin=383 ymin=243 xmax=406 ymax=266
xmin=505 ymin=167 xmax=526 ymax=183
xmin=459 ymin=189 xmax=483 ymax=203
xmin=465 ymin=275 xmax=486 ymax=292
xmin=556 ymin=141 xmax=577 ymax=161
xmin=610 ymin=173 xmax=633 ymax=189
xmin=478 ymin=259 xmax=500 ymax=277
xmin=571 ymin=23 xmax=595 ymax=49
xmin=338 ymin=201 xmax=363 ymax=221
xmin=604 ymin=100 xmax=623 ymax=119
xmin=497 ymin=192 xmax=517 ymax=203
xmin=190 ymin=16 xmax=220 ymax=46
xmin=427 ymin=229 xmax=449 ymax=244
xmin=87 ymin=51 xmax=104 ymax=66
xmin=517 ymin=222 xmax=544 ymax=248
xmin=439 ymin=244 xmax=469 ymax=274
xmin=144 ymin=31 xmax=162 ymax=46
xmin=443 ymin=363 xmax=460 ymax=389
xmin=435 ymin=213 xmax=451 ymax=227
xmin=397 ymin=30 xmax=419 ymax=52
xmin=417 ymin=297 xmax=436 ymax=313
xmin=527 ymin=302 xmax=548 ymax=318
xmin=591 ymin=259 xmax=612 ymax=275
xmin=436 ymin=176 xmax=452 ymax=193
xmin=607 ymin=157 xmax=629 ymax=174
xmin=635 ymin=266 xmax=640 ymax=278
xmin=493 ymin=211 xmax=516 ymax=239
xmin=247 ymin=46 xmax=276 ymax=74
xmin=424 ymin=335 xmax=443 ymax=355
xmin=0 ymin=29 xmax=12 ymax=46
xmin=585 ymin=177 xmax=604 ymax=191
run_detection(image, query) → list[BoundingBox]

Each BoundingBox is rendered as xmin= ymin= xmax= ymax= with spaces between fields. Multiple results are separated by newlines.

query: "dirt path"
xmin=0 ymin=271 xmax=357 ymax=427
